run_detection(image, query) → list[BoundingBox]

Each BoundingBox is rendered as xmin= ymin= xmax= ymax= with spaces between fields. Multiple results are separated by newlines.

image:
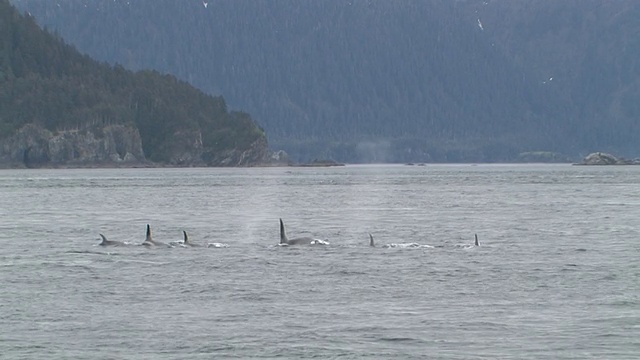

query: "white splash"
xmin=310 ymin=239 xmax=330 ymax=245
xmin=477 ymin=18 xmax=484 ymax=31
xmin=207 ymin=242 xmax=229 ymax=248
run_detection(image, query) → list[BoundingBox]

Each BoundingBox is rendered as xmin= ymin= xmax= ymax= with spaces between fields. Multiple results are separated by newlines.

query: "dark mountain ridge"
xmin=1 ymin=0 xmax=270 ymax=168
xmin=10 ymin=0 xmax=640 ymax=162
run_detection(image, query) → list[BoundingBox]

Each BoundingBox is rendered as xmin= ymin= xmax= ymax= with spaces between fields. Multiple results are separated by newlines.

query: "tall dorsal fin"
xmin=99 ymin=234 xmax=108 ymax=245
xmin=474 ymin=234 xmax=479 ymax=246
xmin=146 ymin=224 xmax=152 ymax=242
xmin=279 ymin=218 xmax=288 ymax=244
xmin=369 ymin=233 xmax=375 ymax=247
xmin=183 ymin=230 xmax=189 ymax=244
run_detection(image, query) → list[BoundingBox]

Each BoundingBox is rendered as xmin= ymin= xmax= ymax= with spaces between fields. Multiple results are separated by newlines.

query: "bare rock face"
xmin=163 ymin=129 xmax=276 ymax=167
xmin=0 ymin=124 xmax=146 ymax=168
xmin=202 ymin=136 xmax=272 ymax=167
xmin=579 ymin=152 xmax=640 ymax=165
xmin=270 ymin=150 xmax=291 ymax=165
xmin=167 ymin=129 xmax=205 ymax=166
xmin=101 ymin=125 xmax=146 ymax=163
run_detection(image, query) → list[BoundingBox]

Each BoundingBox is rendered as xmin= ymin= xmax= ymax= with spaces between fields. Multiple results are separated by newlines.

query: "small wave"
xmin=561 ymin=264 xmax=579 ymax=272
xmin=379 ymin=337 xmax=418 ymax=342
xmin=66 ymin=250 xmax=119 ymax=256
xmin=334 ymin=270 xmax=367 ymax=276
xmin=113 ymin=259 xmax=170 ymax=265
xmin=382 ymin=243 xmax=432 ymax=249
xmin=609 ymin=299 xmax=639 ymax=307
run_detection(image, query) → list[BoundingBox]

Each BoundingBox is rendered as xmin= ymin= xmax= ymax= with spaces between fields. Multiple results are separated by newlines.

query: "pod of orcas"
xmin=98 ymin=224 xmax=229 ymax=248
xmin=98 ymin=219 xmax=480 ymax=248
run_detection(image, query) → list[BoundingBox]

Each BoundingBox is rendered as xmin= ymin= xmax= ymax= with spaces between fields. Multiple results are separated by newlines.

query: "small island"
xmin=576 ymin=152 xmax=640 ymax=165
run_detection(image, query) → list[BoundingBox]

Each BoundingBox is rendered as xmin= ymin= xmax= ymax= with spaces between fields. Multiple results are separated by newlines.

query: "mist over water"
xmin=1 ymin=165 xmax=638 ymax=359
xmin=356 ymin=140 xmax=392 ymax=163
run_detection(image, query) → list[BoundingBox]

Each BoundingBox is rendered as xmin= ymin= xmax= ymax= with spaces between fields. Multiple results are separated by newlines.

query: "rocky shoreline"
xmin=291 ymin=159 xmax=345 ymax=167
xmin=2 ymin=128 xmax=637 ymax=169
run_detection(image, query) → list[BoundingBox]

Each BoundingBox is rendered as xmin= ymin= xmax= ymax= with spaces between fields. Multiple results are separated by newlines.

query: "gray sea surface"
xmin=0 ymin=164 xmax=638 ymax=359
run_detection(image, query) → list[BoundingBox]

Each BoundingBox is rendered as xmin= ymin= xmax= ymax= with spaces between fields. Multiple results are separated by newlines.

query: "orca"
xmin=454 ymin=234 xmax=480 ymax=249
xmin=141 ymin=224 xmax=172 ymax=248
xmin=181 ymin=231 xmax=203 ymax=247
xmin=98 ymin=234 xmax=127 ymax=246
xmin=174 ymin=230 xmax=228 ymax=248
xmin=368 ymin=233 xmax=433 ymax=249
xmin=279 ymin=218 xmax=328 ymax=245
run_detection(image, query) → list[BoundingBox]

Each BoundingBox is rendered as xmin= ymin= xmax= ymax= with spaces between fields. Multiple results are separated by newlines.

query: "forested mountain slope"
xmin=1 ymin=0 xmax=268 ymax=167
xmin=472 ymin=0 xmax=640 ymax=157
xmin=11 ymin=0 xmax=640 ymax=162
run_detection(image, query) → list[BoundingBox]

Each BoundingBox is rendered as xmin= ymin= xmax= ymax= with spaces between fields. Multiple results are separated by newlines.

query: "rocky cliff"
xmin=0 ymin=123 xmax=276 ymax=168
xmin=0 ymin=124 xmax=146 ymax=168
xmin=162 ymin=127 xmax=276 ymax=167
xmin=202 ymin=136 xmax=273 ymax=167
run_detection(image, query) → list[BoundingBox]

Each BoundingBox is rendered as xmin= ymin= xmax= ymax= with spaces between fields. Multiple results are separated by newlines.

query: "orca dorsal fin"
xmin=369 ymin=233 xmax=375 ymax=247
xmin=474 ymin=234 xmax=479 ymax=246
xmin=99 ymin=234 xmax=108 ymax=245
xmin=146 ymin=224 xmax=152 ymax=242
xmin=279 ymin=218 xmax=288 ymax=244
xmin=183 ymin=230 xmax=189 ymax=244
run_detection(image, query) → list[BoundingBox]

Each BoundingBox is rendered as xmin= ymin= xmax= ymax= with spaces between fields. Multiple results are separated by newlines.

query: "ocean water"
xmin=0 ymin=164 xmax=638 ymax=359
